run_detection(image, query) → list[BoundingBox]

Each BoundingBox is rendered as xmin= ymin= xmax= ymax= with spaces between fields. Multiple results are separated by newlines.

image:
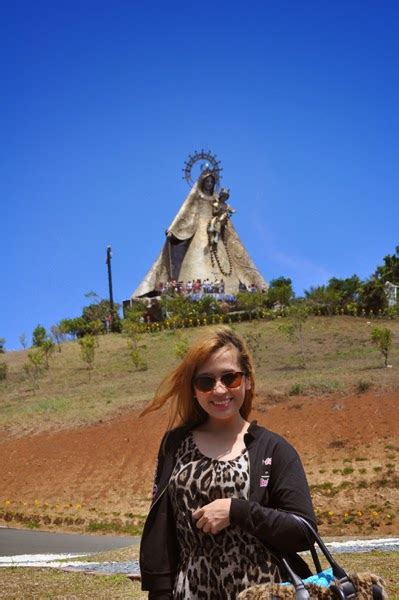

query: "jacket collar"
xmin=244 ymin=420 xmax=271 ymax=449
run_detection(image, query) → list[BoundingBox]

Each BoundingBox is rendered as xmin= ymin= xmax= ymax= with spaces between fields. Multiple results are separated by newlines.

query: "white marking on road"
xmin=327 ymin=538 xmax=399 ymax=552
xmin=0 ymin=553 xmax=91 ymax=567
xmin=1 ymin=539 xmax=397 ymax=574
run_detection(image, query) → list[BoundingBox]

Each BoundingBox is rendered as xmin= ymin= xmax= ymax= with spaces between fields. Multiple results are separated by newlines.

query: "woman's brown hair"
xmin=140 ymin=326 xmax=255 ymax=429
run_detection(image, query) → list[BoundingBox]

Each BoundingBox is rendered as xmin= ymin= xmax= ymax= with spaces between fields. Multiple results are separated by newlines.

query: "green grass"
xmin=0 ymin=568 xmax=140 ymax=599
xmin=0 ymin=550 xmax=397 ymax=599
xmin=1 ymin=316 xmax=398 ymax=434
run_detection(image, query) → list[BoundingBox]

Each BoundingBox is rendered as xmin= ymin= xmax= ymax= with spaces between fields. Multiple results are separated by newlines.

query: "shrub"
xmin=78 ymin=335 xmax=97 ymax=378
xmin=0 ymin=337 xmax=5 ymax=353
xmin=243 ymin=331 xmax=263 ymax=367
xmin=370 ymin=326 xmax=393 ymax=367
xmin=0 ymin=361 xmax=8 ymax=380
xmin=265 ymin=277 xmax=294 ymax=308
xmin=341 ymin=467 xmax=354 ymax=475
xmin=23 ymin=348 xmax=46 ymax=391
xmin=42 ymin=339 xmax=55 ymax=368
xmin=60 ymin=317 xmax=92 ymax=338
xmin=160 ymin=295 xmax=197 ymax=320
xmin=86 ymin=319 xmax=104 ymax=336
xmin=82 ymin=297 xmax=122 ymax=333
xmin=386 ymin=305 xmax=399 ymax=318
xmin=328 ymin=440 xmax=346 ymax=449
xmin=124 ymin=321 xmax=148 ymax=370
xmin=124 ymin=301 xmax=147 ymax=323
xmin=130 ymin=348 xmax=147 ymax=371
xmin=289 ymin=383 xmax=304 ymax=396
xmin=174 ymin=333 xmax=189 ymax=360
xmin=32 ymin=325 xmax=47 ymax=347
xmin=236 ymin=292 xmax=265 ymax=318
xmin=356 ymin=379 xmax=372 ymax=394
xmin=195 ymin=295 xmax=222 ymax=317
xmin=278 ymin=304 xmax=309 ymax=368
xmin=50 ymin=324 xmax=66 ymax=351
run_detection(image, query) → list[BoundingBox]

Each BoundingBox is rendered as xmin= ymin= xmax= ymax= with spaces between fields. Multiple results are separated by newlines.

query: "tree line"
xmin=0 ymin=246 xmax=398 ymax=353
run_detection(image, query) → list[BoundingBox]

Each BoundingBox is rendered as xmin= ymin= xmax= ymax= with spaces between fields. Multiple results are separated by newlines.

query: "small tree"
xmin=304 ymin=285 xmax=341 ymax=316
xmin=78 ymin=335 xmax=97 ymax=379
xmin=123 ymin=320 xmax=148 ymax=371
xmin=358 ymin=278 xmax=387 ymax=313
xmin=0 ymin=362 xmax=8 ymax=380
xmin=32 ymin=325 xmax=47 ymax=347
xmin=278 ymin=305 xmax=309 ymax=368
xmin=174 ymin=332 xmax=189 ymax=360
xmin=236 ymin=292 xmax=264 ymax=320
xmin=19 ymin=334 xmax=27 ymax=349
xmin=0 ymin=337 xmax=6 ymax=353
xmin=30 ymin=325 xmax=54 ymax=367
xmin=130 ymin=347 xmax=148 ymax=371
xmin=86 ymin=319 xmax=104 ymax=336
xmin=266 ymin=277 xmax=294 ymax=308
xmin=195 ymin=296 xmax=222 ymax=317
xmin=244 ymin=331 xmax=263 ymax=368
xmin=160 ymin=295 xmax=197 ymax=321
xmin=370 ymin=326 xmax=393 ymax=367
xmin=42 ymin=339 xmax=55 ymax=368
xmin=82 ymin=295 xmax=122 ymax=333
xmin=59 ymin=317 xmax=88 ymax=339
xmin=51 ymin=324 xmax=66 ymax=352
xmin=124 ymin=301 xmax=147 ymax=323
xmin=23 ymin=348 xmax=45 ymax=392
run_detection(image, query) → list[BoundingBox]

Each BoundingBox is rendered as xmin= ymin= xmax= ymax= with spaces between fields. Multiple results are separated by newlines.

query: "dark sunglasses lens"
xmin=222 ymin=372 xmax=243 ymax=388
xmin=194 ymin=372 xmax=244 ymax=392
xmin=194 ymin=377 xmax=215 ymax=392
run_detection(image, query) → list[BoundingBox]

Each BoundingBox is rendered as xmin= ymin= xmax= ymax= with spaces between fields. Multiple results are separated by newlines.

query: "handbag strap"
xmin=291 ymin=514 xmax=348 ymax=580
xmin=281 ymin=557 xmax=310 ymax=600
xmin=281 ymin=514 xmax=385 ymax=600
xmin=307 ymin=536 xmax=323 ymax=573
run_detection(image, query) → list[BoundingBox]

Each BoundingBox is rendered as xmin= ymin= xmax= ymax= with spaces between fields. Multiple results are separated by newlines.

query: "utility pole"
xmin=106 ymin=246 xmax=115 ymax=331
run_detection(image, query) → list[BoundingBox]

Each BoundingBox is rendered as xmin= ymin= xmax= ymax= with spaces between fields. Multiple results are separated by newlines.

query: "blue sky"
xmin=2 ymin=1 xmax=398 ymax=350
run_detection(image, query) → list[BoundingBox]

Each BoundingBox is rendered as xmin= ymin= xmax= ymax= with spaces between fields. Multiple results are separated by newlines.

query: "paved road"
xmin=0 ymin=527 xmax=139 ymax=556
xmin=1 ymin=528 xmax=398 ymax=577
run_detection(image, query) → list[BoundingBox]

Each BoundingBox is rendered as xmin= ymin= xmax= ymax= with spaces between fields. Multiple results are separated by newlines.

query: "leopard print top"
xmin=168 ymin=433 xmax=282 ymax=600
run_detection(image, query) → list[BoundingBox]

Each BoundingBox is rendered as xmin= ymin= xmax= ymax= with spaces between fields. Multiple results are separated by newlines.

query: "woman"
xmin=139 ymin=327 xmax=316 ymax=599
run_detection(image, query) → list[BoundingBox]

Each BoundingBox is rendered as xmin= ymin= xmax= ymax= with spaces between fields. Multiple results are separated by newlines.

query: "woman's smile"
xmin=210 ymin=397 xmax=233 ymax=408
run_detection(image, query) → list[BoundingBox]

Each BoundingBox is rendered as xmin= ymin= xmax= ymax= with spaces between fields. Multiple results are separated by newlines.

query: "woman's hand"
xmin=192 ymin=499 xmax=231 ymax=534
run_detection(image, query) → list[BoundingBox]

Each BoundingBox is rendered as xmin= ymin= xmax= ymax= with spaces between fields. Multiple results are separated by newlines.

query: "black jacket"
xmin=140 ymin=422 xmax=316 ymax=598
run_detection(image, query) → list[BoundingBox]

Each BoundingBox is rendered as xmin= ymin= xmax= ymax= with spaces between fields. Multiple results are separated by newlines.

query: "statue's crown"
xmin=200 ymin=162 xmax=213 ymax=175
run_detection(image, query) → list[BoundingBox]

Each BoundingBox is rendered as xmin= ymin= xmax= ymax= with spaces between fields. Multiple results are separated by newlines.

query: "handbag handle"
xmin=276 ymin=514 xmax=384 ymax=600
xmin=290 ymin=514 xmax=359 ymax=599
xmin=291 ymin=514 xmax=348 ymax=580
xmin=280 ymin=557 xmax=311 ymax=600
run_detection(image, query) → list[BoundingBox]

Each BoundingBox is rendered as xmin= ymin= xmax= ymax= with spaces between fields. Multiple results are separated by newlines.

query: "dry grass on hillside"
xmin=0 ymin=316 xmax=398 ymax=435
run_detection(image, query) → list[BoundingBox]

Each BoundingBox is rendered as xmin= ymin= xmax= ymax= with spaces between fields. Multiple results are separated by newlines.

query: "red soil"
xmin=0 ymin=391 xmax=397 ymax=535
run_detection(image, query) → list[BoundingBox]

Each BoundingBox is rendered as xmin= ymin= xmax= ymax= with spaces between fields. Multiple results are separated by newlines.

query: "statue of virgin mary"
xmin=132 ymin=166 xmax=267 ymax=297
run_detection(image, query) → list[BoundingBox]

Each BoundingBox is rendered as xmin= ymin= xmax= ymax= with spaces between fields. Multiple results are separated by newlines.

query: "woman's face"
xmin=193 ymin=345 xmax=251 ymax=425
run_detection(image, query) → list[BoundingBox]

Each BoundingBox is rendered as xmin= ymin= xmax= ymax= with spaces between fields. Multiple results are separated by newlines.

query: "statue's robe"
xmin=132 ymin=180 xmax=267 ymax=297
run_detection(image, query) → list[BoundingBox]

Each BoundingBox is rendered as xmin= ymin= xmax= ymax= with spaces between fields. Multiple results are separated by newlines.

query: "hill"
xmin=0 ymin=316 xmax=398 ymax=537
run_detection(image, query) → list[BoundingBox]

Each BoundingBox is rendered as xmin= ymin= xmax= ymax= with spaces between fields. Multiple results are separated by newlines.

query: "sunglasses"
xmin=193 ymin=371 xmax=245 ymax=393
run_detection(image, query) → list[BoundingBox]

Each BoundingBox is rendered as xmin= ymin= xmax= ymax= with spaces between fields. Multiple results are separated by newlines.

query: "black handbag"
xmin=238 ymin=515 xmax=387 ymax=600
